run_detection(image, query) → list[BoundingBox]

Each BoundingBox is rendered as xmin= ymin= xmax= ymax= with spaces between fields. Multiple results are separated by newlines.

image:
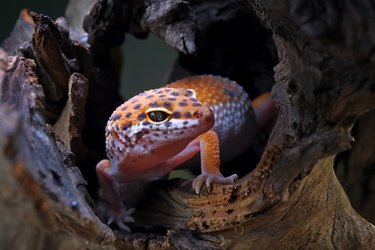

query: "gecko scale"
xmin=96 ymin=75 xmax=273 ymax=231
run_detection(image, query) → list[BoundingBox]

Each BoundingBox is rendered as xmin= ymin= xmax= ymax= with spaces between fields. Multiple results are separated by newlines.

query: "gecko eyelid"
xmin=145 ymin=107 xmax=172 ymax=123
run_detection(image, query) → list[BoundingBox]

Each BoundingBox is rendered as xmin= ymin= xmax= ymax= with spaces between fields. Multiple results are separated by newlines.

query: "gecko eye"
xmin=146 ymin=108 xmax=172 ymax=123
xmin=147 ymin=111 xmax=170 ymax=122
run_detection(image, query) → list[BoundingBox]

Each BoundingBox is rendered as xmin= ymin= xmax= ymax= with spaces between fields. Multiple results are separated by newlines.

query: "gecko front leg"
xmin=192 ymin=130 xmax=238 ymax=193
xmin=96 ymin=159 xmax=135 ymax=232
xmin=153 ymin=130 xmax=237 ymax=194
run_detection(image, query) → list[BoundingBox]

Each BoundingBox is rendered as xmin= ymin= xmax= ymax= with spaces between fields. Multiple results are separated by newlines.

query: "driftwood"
xmin=0 ymin=0 xmax=374 ymax=249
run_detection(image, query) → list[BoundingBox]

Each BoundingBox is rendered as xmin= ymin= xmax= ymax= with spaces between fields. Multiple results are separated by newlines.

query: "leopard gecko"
xmin=96 ymin=75 xmax=274 ymax=231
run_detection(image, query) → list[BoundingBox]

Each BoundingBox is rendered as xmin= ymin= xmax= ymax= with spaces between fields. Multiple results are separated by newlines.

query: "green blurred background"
xmin=0 ymin=0 xmax=177 ymax=100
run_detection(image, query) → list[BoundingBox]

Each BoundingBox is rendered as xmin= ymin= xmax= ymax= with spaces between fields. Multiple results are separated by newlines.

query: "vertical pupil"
xmin=149 ymin=111 xmax=168 ymax=122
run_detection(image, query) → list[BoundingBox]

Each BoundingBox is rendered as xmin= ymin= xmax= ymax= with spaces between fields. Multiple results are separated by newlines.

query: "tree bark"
xmin=0 ymin=0 xmax=374 ymax=249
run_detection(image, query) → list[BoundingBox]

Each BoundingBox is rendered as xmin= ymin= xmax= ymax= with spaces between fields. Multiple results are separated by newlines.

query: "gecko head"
xmin=105 ymin=87 xmax=214 ymax=162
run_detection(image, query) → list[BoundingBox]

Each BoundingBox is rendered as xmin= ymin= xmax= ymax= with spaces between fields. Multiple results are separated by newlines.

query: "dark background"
xmin=0 ymin=0 xmax=177 ymax=99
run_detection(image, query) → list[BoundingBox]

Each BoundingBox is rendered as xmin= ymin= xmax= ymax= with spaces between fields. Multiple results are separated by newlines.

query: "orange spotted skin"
xmin=96 ymin=74 xmax=256 ymax=231
xmin=167 ymin=75 xmax=244 ymax=106
xmin=105 ymin=87 xmax=215 ymax=180
xmin=168 ymin=75 xmax=256 ymax=163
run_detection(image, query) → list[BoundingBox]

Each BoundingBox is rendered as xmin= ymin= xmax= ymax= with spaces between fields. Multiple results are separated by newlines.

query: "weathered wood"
xmin=0 ymin=9 xmax=120 ymax=249
xmin=0 ymin=57 xmax=114 ymax=248
xmin=53 ymin=73 xmax=88 ymax=161
xmin=335 ymin=109 xmax=375 ymax=224
xmin=82 ymin=0 xmax=196 ymax=54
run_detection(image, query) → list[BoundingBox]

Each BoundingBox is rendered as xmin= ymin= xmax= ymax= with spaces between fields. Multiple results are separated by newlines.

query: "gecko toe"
xmin=117 ymin=220 xmax=132 ymax=232
xmin=193 ymin=174 xmax=238 ymax=194
xmin=206 ymin=174 xmax=238 ymax=186
xmin=192 ymin=175 xmax=206 ymax=194
xmin=107 ymin=208 xmax=135 ymax=232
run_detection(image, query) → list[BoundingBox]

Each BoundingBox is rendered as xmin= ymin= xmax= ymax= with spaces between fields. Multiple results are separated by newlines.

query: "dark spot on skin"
xmin=173 ymin=112 xmax=181 ymax=119
xmin=126 ymin=112 xmax=132 ymax=118
xmin=131 ymin=100 xmax=138 ymax=103
xmin=190 ymin=98 xmax=198 ymax=102
xmin=135 ymin=131 xmax=144 ymax=140
xmin=178 ymin=131 xmax=184 ymax=135
xmin=148 ymin=140 xmax=154 ymax=144
xmin=149 ymin=102 xmax=160 ymax=108
xmin=192 ymin=103 xmax=202 ymax=107
xmin=165 ymin=121 xmax=172 ymax=127
xmin=159 ymin=94 xmax=166 ymax=98
xmin=163 ymin=102 xmax=172 ymax=108
xmin=165 ymin=89 xmax=171 ymax=92
xmin=183 ymin=120 xmax=189 ymax=125
xmin=121 ymin=106 xmax=128 ymax=111
xmin=184 ymin=112 xmax=192 ymax=118
xmin=184 ymin=92 xmax=191 ymax=97
xmin=143 ymin=121 xmax=151 ymax=126
xmin=171 ymin=92 xmax=179 ymax=96
xmin=179 ymin=102 xmax=188 ymax=107
xmin=138 ymin=113 xmax=146 ymax=121
xmin=111 ymin=114 xmax=121 ymax=121
xmin=162 ymin=131 xmax=168 ymax=134
xmin=168 ymin=98 xmax=176 ymax=101
xmin=143 ymin=145 xmax=148 ymax=149
xmin=156 ymin=90 xmax=163 ymax=94
xmin=145 ymin=95 xmax=154 ymax=99
xmin=122 ymin=121 xmax=132 ymax=130
xmin=142 ymin=129 xmax=150 ymax=134
xmin=226 ymin=209 xmax=234 ymax=214
xmin=125 ymin=135 xmax=131 ymax=142
xmin=153 ymin=133 xmax=160 ymax=137
xmin=186 ymin=89 xmax=195 ymax=96
xmin=133 ymin=104 xmax=142 ymax=110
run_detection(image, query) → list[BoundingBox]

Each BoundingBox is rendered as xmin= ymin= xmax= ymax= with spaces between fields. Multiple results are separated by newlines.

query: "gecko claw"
xmin=107 ymin=208 xmax=135 ymax=232
xmin=192 ymin=174 xmax=238 ymax=194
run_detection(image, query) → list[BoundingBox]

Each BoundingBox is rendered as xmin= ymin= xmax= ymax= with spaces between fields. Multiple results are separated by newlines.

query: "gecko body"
xmin=167 ymin=75 xmax=256 ymax=164
xmin=96 ymin=75 xmax=267 ymax=231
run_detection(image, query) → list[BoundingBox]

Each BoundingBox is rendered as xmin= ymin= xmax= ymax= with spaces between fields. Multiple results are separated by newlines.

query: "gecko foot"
xmin=192 ymin=173 xmax=238 ymax=194
xmin=107 ymin=208 xmax=135 ymax=232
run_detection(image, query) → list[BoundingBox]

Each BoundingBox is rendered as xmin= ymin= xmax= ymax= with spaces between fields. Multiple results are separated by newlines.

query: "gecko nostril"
xmin=193 ymin=111 xmax=203 ymax=119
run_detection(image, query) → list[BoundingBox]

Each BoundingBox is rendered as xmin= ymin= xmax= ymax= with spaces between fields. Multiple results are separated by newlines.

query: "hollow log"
xmin=0 ymin=0 xmax=374 ymax=249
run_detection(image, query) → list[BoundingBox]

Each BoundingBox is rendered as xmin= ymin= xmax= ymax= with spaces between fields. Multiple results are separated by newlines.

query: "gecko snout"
xmin=194 ymin=107 xmax=214 ymax=128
